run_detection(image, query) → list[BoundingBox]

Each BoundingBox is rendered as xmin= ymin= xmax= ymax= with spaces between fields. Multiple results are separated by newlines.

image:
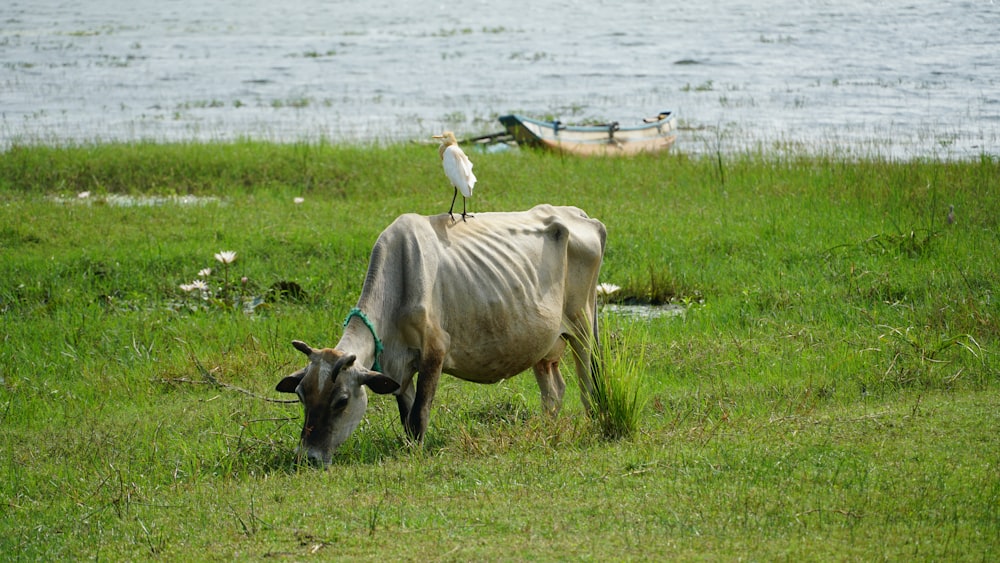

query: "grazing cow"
xmin=276 ymin=204 xmax=607 ymax=466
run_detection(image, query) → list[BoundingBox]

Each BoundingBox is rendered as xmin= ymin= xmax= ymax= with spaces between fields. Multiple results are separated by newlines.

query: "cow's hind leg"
xmin=533 ymin=358 xmax=566 ymax=415
xmin=405 ymin=351 xmax=444 ymax=443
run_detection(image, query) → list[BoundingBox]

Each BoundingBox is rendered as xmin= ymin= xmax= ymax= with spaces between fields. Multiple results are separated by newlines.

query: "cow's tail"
xmin=590 ymin=304 xmax=603 ymax=385
xmin=581 ymin=298 xmax=605 ymax=417
xmin=590 ymin=220 xmax=608 ymax=399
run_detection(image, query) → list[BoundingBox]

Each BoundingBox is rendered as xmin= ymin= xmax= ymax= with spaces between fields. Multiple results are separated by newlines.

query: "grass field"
xmin=1 ymin=140 xmax=998 ymax=560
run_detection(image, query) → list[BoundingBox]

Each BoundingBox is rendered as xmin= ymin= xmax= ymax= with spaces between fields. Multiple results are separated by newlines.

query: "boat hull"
xmin=499 ymin=114 xmax=676 ymax=156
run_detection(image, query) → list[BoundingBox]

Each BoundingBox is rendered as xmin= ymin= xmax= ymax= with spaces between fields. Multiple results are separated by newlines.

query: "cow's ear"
xmin=362 ymin=373 xmax=400 ymax=395
xmin=276 ymin=369 xmax=305 ymax=393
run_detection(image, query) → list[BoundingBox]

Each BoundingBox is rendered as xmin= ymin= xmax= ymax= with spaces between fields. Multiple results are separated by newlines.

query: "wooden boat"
xmin=498 ymin=112 xmax=676 ymax=156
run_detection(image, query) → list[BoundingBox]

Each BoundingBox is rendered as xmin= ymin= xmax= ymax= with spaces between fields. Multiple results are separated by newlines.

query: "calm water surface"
xmin=2 ymin=0 xmax=997 ymax=157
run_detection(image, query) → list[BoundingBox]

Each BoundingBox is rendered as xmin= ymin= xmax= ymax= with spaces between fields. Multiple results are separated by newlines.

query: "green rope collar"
xmin=343 ymin=307 xmax=384 ymax=372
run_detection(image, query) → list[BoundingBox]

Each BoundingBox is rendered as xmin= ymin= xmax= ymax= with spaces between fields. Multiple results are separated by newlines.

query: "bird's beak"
xmin=431 ymin=134 xmax=443 ymax=139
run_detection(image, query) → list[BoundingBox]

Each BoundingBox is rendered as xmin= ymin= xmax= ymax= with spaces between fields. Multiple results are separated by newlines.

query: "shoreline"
xmin=2 ymin=132 xmax=996 ymax=163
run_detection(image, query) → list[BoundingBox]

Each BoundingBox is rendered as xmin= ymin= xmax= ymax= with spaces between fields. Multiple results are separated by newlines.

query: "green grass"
xmin=590 ymin=314 xmax=650 ymax=439
xmin=1 ymin=140 xmax=998 ymax=560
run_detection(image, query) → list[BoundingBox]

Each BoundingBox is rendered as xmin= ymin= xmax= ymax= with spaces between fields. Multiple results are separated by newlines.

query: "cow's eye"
xmin=332 ymin=396 xmax=349 ymax=411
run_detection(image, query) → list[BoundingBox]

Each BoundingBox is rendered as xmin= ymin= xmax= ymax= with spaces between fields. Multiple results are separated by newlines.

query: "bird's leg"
xmin=448 ymin=188 xmax=458 ymax=221
xmin=461 ymin=197 xmax=474 ymax=222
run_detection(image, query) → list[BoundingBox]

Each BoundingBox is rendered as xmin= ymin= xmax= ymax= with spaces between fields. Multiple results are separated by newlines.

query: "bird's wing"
xmin=443 ymin=146 xmax=477 ymax=197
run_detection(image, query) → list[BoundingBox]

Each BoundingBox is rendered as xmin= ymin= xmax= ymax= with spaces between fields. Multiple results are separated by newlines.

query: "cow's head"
xmin=276 ymin=340 xmax=399 ymax=466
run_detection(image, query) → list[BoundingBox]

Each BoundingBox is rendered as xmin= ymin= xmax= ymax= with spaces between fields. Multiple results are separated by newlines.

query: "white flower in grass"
xmin=214 ymin=251 xmax=237 ymax=265
xmin=198 ymin=268 xmax=213 ymax=277
xmin=77 ymin=191 xmax=91 ymax=199
xmin=180 ymin=279 xmax=208 ymax=292
xmin=293 ymin=197 xmax=305 ymax=204
xmin=597 ymin=283 xmax=621 ymax=297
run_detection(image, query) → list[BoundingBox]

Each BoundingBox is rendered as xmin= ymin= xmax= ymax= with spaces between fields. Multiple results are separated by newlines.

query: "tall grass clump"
xmin=588 ymin=315 xmax=649 ymax=439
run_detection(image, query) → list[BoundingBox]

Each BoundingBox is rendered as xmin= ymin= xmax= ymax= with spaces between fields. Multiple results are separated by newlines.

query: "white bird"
xmin=432 ymin=131 xmax=477 ymax=222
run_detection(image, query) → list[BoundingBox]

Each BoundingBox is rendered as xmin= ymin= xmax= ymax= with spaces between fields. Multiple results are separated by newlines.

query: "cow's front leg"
xmin=405 ymin=352 xmax=444 ymax=442
xmin=395 ymin=382 xmax=415 ymax=429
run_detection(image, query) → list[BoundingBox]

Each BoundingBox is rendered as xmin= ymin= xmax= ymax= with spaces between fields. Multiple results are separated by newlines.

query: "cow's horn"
xmin=331 ymin=354 xmax=356 ymax=376
xmin=292 ymin=340 xmax=313 ymax=356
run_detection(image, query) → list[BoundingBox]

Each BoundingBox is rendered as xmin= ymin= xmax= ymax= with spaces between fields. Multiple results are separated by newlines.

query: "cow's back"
xmin=373 ymin=205 xmax=605 ymax=382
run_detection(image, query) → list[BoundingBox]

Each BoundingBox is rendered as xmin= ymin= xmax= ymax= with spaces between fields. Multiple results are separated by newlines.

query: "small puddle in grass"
xmin=52 ymin=194 xmax=221 ymax=207
xmin=602 ymin=303 xmax=686 ymax=320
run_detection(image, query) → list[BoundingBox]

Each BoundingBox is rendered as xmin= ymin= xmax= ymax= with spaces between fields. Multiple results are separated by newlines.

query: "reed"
xmin=587 ymin=314 xmax=649 ymax=440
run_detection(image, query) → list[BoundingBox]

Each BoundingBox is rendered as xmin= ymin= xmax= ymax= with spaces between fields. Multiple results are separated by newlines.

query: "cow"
xmin=276 ymin=204 xmax=607 ymax=466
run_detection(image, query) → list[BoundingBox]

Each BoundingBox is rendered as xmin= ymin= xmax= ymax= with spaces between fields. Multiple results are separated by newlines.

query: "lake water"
xmin=2 ymin=0 xmax=997 ymax=158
